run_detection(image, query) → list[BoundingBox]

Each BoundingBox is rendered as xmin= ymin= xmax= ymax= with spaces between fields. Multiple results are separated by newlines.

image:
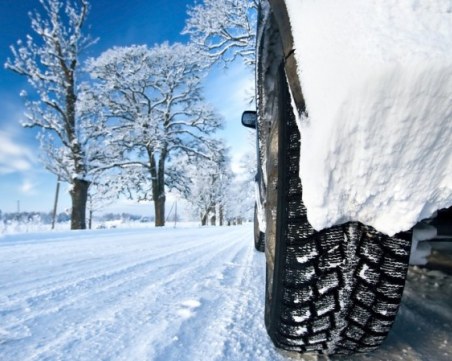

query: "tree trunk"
xmin=201 ymin=212 xmax=208 ymax=226
xmin=152 ymin=173 xmax=166 ymax=227
xmin=89 ymin=209 xmax=93 ymax=230
xmin=210 ymin=203 xmax=216 ymax=226
xmin=148 ymin=146 xmax=167 ymax=227
xmin=219 ymin=204 xmax=224 ymax=226
xmin=154 ymin=197 xmax=165 ymax=227
xmin=70 ymin=179 xmax=90 ymax=230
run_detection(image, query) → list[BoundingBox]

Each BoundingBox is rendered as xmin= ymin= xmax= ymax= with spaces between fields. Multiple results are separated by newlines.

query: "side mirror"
xmin=241 ymin=110 xmax=257 ymax=129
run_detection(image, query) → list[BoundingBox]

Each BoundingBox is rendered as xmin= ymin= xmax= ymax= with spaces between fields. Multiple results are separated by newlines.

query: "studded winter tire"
xmin=263 ymin=61 xmax=411 ymax=355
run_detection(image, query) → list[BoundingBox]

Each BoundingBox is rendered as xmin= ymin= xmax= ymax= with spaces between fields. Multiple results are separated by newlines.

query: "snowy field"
xmin=0 ymin=225 xmax=451 ymax=361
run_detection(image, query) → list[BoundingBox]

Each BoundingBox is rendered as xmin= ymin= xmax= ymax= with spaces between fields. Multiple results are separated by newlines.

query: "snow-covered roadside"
xmin=284 ymin=0 xmax=452 ymax=236
xmin=0 ymin=221 xmax=201 ymax=237
xmin=1 ymin=226 xmax=451 ymax=360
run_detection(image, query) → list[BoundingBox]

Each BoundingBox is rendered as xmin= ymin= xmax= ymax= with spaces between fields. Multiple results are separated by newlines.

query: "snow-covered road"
xmin=0 ymin=225 xmax=451 ymax=361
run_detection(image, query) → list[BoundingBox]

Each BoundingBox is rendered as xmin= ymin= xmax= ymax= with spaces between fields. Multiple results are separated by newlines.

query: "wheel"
xmin=254 ymin=203 xmax=265 ymax=252
xmin=263 ymin=60 xmax=411 ymax=355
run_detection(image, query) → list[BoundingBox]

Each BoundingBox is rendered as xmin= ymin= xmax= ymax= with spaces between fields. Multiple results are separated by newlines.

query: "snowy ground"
xmin=0 ymin=225 xmax=451 ymax=361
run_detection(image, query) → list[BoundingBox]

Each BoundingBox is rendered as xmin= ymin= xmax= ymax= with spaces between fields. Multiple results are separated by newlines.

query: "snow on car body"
xmin=284 ymin=0 xmax=452 ymax=236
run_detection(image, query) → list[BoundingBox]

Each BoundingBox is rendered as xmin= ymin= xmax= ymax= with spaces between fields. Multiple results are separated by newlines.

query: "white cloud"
xmin=0 ymin=130 xmax=35 ymax=175
xmin=20 ymin=178 xmax=36 ymax=194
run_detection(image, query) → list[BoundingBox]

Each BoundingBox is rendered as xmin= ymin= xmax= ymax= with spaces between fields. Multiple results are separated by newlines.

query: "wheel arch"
xmin=267 ymin=0 xmax=305 ymax=114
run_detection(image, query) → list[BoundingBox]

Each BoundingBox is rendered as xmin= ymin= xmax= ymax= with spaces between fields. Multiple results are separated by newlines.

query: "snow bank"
xmin=285 ymin=0 xmax=452 ymax=235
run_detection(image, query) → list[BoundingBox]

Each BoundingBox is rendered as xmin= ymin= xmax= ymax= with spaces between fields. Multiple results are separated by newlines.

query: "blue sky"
xmin=0 ymin=0 xmax=254 ymax=216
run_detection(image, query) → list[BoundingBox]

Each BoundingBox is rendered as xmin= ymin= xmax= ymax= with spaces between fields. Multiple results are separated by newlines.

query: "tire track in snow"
xmin=4 ymin=227 xmax=249 ymax=361
xmin=2 ymin=235 xmax=221 ymax=326
xmin=145 ymin=231 xmax=254 ymax=361
xmin=143 ymin=227 xmax=304 ymax=361
xmin=112 ymin=228 xmax=252 ymax=361
xmin=1 ymin=231 xmax=211 ymax=298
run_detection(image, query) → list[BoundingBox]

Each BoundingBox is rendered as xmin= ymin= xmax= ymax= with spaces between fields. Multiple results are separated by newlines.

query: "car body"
xmin=243 ymin=0 xmax=452 ymax=355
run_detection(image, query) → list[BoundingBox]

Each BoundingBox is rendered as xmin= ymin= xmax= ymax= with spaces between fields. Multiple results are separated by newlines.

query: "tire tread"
xmin=266 ymin=63 xmax=411 ymax=355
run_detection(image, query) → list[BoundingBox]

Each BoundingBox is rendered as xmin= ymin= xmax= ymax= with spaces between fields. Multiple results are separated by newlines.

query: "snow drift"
xmin=285 ymin=0 xmax=452 ymax=235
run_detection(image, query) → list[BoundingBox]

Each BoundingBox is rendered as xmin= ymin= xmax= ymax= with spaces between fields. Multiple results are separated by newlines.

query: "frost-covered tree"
xmin=221 ymin=180 xmax=253 ymax=225
xmin=4 ymin=0 xmax=101 ymax=230
xmin=86 ymin=173 xmax=118 ymax=229
xmin=182 ymin=145 xmax=232 ymax=226
xmin=183 ymin=0 xmax=258 ymax=66
xmin=86 ymin=43 xmax=223 ymax=227
xmin=221 ymin=150 xmax=256 ymax=225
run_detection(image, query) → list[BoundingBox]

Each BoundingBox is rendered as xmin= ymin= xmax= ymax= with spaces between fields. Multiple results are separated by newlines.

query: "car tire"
xmin=263 ymin=60 xmax=411 ymax=355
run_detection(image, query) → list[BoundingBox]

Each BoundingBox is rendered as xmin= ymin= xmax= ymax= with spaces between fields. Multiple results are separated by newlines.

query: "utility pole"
xmin=51 ymin=176 xmax=61 ymax=230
